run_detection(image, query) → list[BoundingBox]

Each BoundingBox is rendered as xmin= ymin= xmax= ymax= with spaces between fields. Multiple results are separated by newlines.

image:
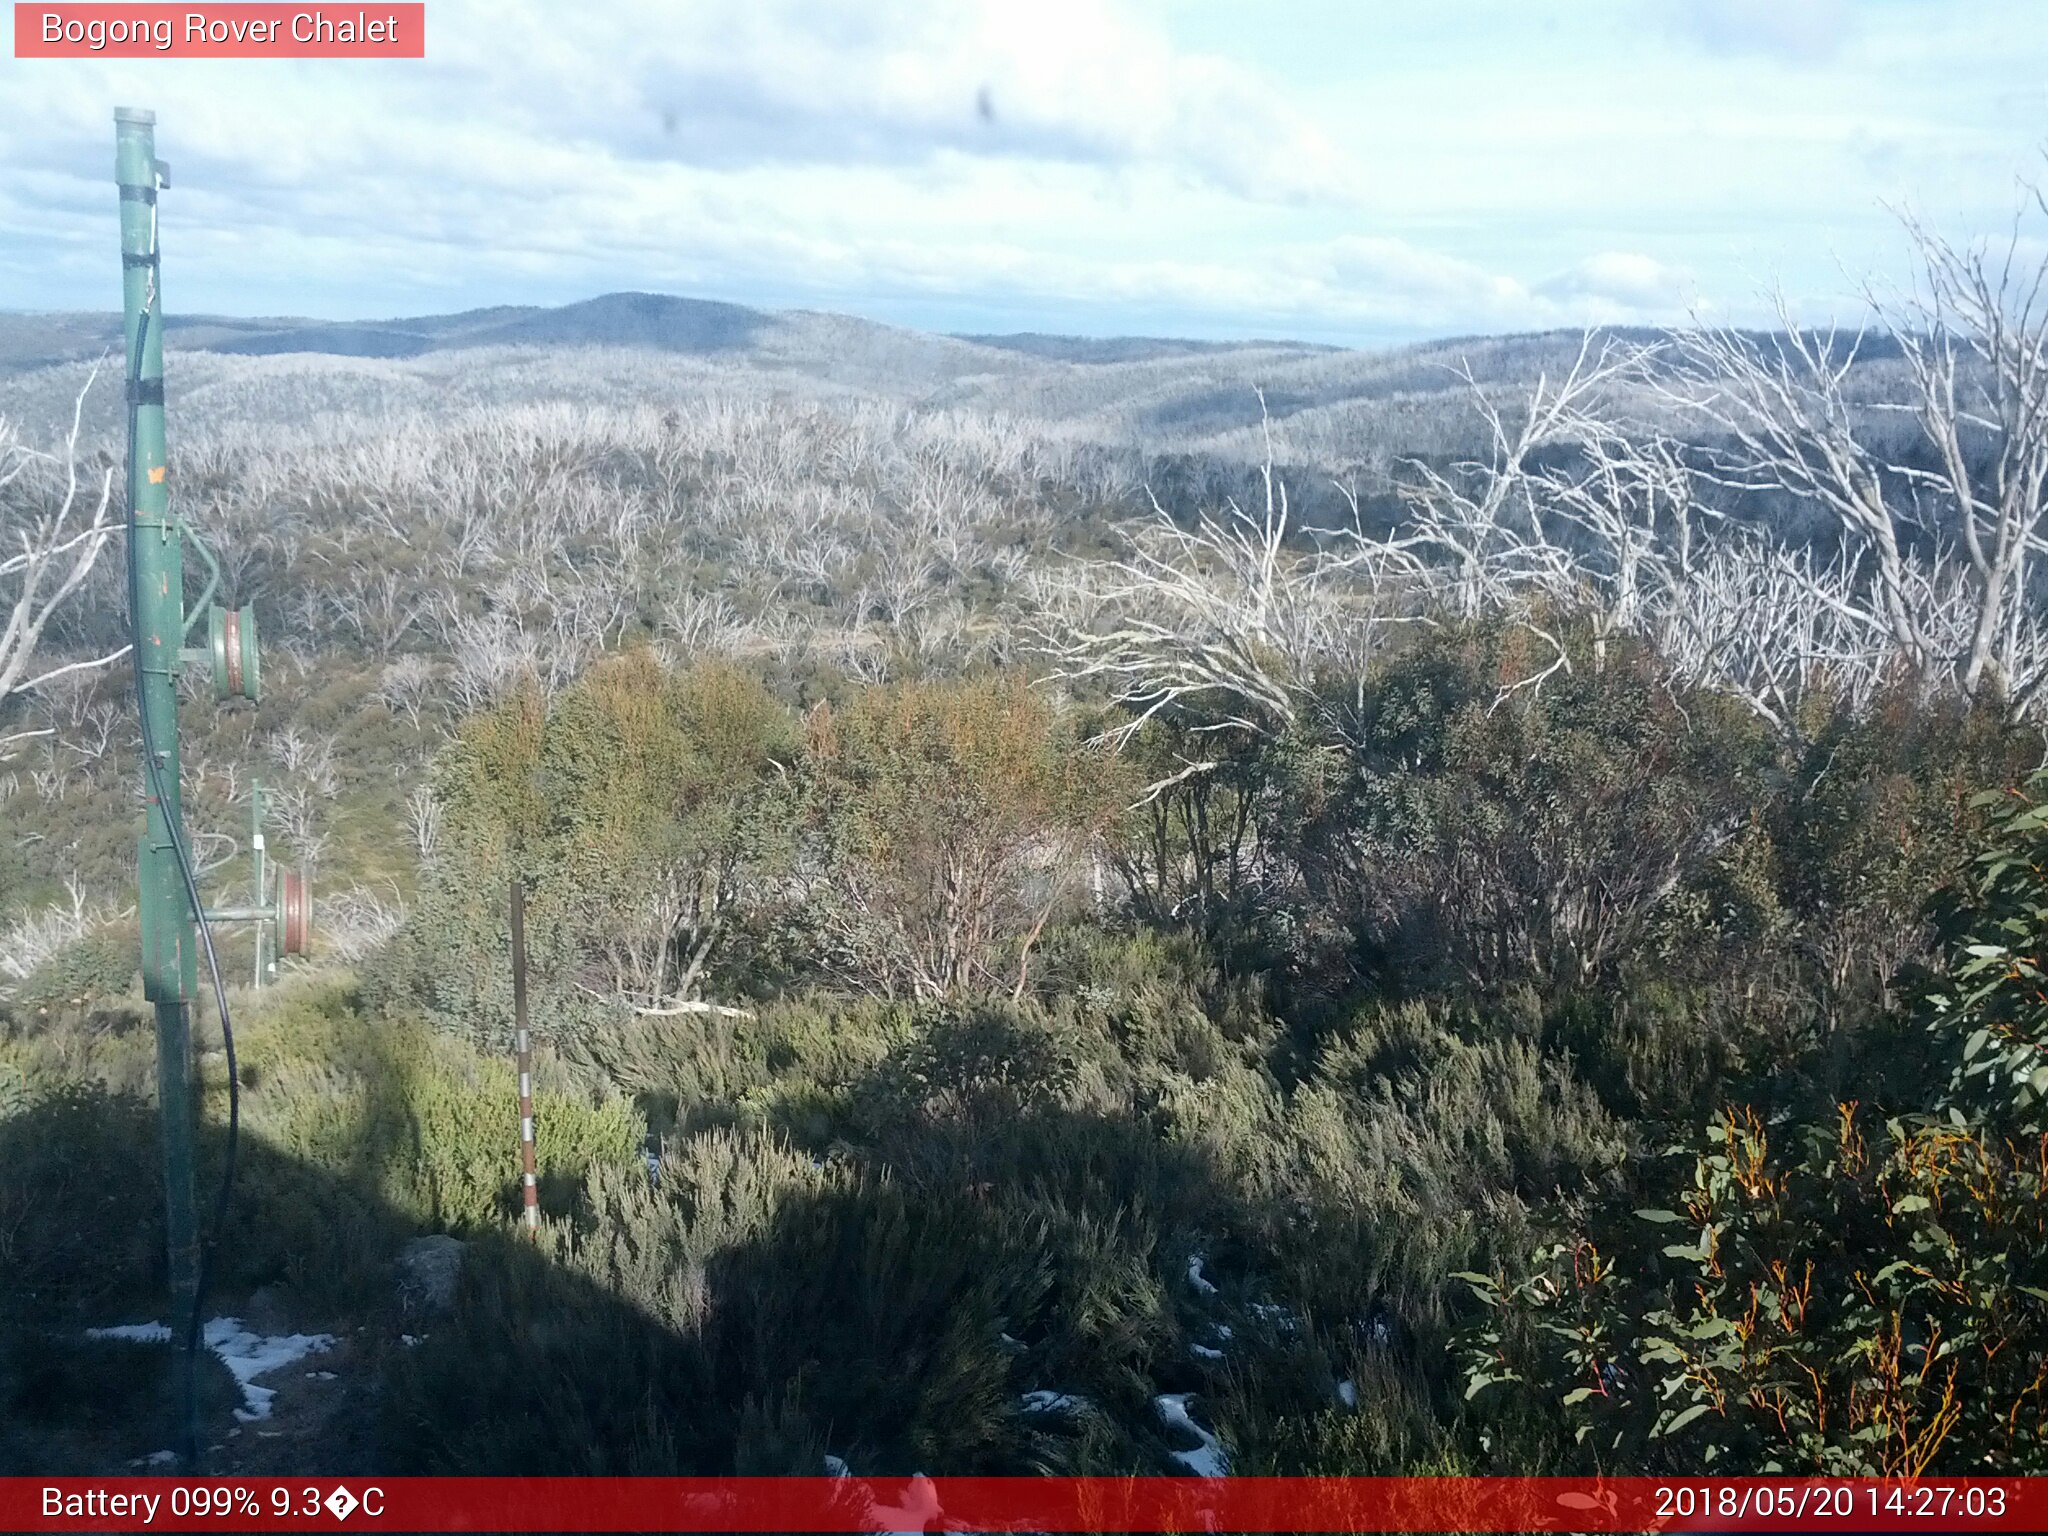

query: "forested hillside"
xmin=3 ymin=221 xmax=2046 ymax=1475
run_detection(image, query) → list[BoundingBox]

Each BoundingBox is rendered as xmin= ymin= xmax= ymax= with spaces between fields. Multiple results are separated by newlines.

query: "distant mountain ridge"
xmin=959 ymin=332 xmax=1339 ymax=365
xmin=0 ymin=291 xmax=1327 ymax=374
xmin=3 ymin=295 xmax=1885 ymax=481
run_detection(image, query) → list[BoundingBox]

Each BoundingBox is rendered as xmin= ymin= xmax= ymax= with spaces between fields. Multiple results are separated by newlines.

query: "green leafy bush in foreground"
xmin=1456 ymin=775 xmax=2048 ymax=1474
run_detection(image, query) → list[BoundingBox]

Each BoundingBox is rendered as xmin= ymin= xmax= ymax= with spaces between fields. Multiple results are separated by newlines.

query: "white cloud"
xmin=478 ymin=0 xmax=1365 ymax=204
xmin=1538 ymin=253 xmax=1696 ymax=312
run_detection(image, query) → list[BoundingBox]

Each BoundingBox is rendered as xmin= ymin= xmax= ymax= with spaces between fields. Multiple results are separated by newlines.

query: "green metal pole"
xmin=251 ymin=780 xmax=267 ymax=989
xmin=117 ymin=106 xmax=202 ymax=1465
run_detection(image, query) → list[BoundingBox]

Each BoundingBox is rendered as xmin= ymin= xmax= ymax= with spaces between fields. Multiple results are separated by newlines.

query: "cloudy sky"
xmin=2 ymin=0 xmax=2044 ymax=344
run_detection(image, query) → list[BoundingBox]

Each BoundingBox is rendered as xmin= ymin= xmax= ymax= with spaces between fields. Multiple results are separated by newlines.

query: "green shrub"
xmin=384 ymin=1148 xmax=1162 ymax=1474
xmin=0 ymin=1084 xmax=165 ymax=1324
xmin=1454 ymin=771 xmax=2048 ymax=1474
xmin=1295 ymin=622 xmax=1768 ymax=996
xmin=236 ymin=1011 xmax=641 ymax=1231
xmin=0 ymin=1330 xmax=241 ymax=1474
xmin=803 ymin=674 xmax=1127 ymax=1000
xmin=375 ymin=655 xmax=802 ymax=1044
xmin=13 ymin=928 xmax=140 ymax=1018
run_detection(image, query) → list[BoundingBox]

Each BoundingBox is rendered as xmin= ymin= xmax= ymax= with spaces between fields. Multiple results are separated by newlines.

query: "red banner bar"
xmin=5 ymin=1476 xmax=2043 ymax=1532
xmin=13 ymin=5 xmax=424 ymax=58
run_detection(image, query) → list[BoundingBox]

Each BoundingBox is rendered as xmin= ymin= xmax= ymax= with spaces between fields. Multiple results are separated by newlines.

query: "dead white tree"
xmin=266 ymin=725 xmax=341 ymax=796
xmin=0 ymin=374 xmax=127 ymax=758
xmin=1392 ymin=332 xmax=1644 ymax=621
xmin=330 ymin=567 xmax=431 ymax=656
xmin=374 ymin=653 xmax=442 ymax=731
xmin=876 ymin=546 xmax=938 ymax=631
xmin=1655 ymin=537 xmax=1893 ymax=730
xmin=314 ymin=881 xmax=408 ymax=962
xmin=1038 ymin=479 xmax=1308 ymax=744
xmin=447 ymin=610 xmax=542 ymax=711
xmin=1040 ymin=401 xmax=1422 ymax=758
xmin=1669 ymin=187 xmax=2048 ymax=717
xmin=1518 ymin=425 xmax=1709 ymax=675
xmin=269 ymin=780 xmax=330 ymax=876
xmin=0 ymin=873 xmax=123 ymax=993
xmin=404 ymin=780 xmax=443 ymax=866
xmin=658 ymin=590 xmax=750 ymax=660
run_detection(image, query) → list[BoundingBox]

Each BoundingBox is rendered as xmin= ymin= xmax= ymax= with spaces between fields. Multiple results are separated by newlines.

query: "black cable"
xmin=124 ymin=242 xmax=240 ymax=1423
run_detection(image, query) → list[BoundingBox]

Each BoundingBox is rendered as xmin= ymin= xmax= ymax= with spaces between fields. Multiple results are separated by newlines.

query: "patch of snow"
xmin=1335 ymin=1378 xmax=1358 ymax=1408
xmin=1249 ymin=1301 xmax=1299 ymax=1335
xmin=305 ymin=1370 xmax=337 ymax=1381
xmin=1190 ymin=1342 xmax=1225 ymax=1361
xmin=1153 ymin=1393 xmax=1229 ymax=1478
xmin=1185 ymin=1255 xmax=1218 ymax=1296
xmin=821 ymin=1455 xmax=850 ymax=1477
xmin=1018 ymin=1389 xmax=1091 ymax=1417
xmin=129 ymin=1450 xmax=178 ymax=1469
xmin=400 ymin=1333 xmax=421 ymax=1347
xmin=1211 ymin=1323 xmax=1233 ymax=1341
xmin=89 ymin=1316 xmax=335 ymax=1424
xmin=206 ymin=1318 xmax=338 ymax=1422
xmin=996 ymin=1330 xmax=1027 ymax=1355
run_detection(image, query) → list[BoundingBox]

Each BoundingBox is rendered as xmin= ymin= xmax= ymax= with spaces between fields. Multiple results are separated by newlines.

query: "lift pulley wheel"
xmin=275 ymin=865 xmax=309 ymax=956
xmin=208 ymin=602 xmax=261 ymax=702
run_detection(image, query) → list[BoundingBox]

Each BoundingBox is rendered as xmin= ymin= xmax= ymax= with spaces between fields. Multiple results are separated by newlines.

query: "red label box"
xmin=13 ymin=4 xmax=425 ymax=57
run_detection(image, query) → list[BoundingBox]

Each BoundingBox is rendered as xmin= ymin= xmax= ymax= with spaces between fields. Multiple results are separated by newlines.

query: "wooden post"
xmin=510 ymin=877 xmax=539 ymax=1235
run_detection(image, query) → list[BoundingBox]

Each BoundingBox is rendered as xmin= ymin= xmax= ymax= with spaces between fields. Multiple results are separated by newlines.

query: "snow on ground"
xmin=1153 ymin=1393 xmax=1229 ymax=1477
xmin=1248 ymin=1301 xmax=1299 ymax=1335
xmin=88 ymin=1317 xmax=337 ymax=1423
xmin=1335 ymin=1378 xmax=1358 ymax=1408
xmin=1018 ymin=1389 xmax=1091 ymax=1417
xmin=204 ymin=1320 xmax=340 ymax=1421
xmin=1185 ymin=1255 xmax=1219 ymax=1295
xmin=1190 ymin=1342 xmax=1225 ymax=1361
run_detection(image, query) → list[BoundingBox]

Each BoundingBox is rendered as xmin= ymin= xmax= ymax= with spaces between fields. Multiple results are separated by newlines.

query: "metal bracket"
xmin=181 ymin=522 xmax=221 ymax=643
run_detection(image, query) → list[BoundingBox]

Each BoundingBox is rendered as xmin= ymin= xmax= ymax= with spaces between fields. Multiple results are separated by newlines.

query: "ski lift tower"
xmin=116 ymin=107 xmax=309 ymax=1463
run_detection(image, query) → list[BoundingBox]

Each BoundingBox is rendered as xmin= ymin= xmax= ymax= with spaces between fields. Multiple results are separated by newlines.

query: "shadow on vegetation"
xmin=6 ymin=619 xmax=2041 ymax=1480
xmin=0 ymin=984 xmax=1459 ymax=1479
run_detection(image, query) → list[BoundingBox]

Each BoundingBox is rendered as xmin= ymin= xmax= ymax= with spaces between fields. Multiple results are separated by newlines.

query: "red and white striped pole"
xmin=510 ymin=877 xmax=539 ymax=1235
